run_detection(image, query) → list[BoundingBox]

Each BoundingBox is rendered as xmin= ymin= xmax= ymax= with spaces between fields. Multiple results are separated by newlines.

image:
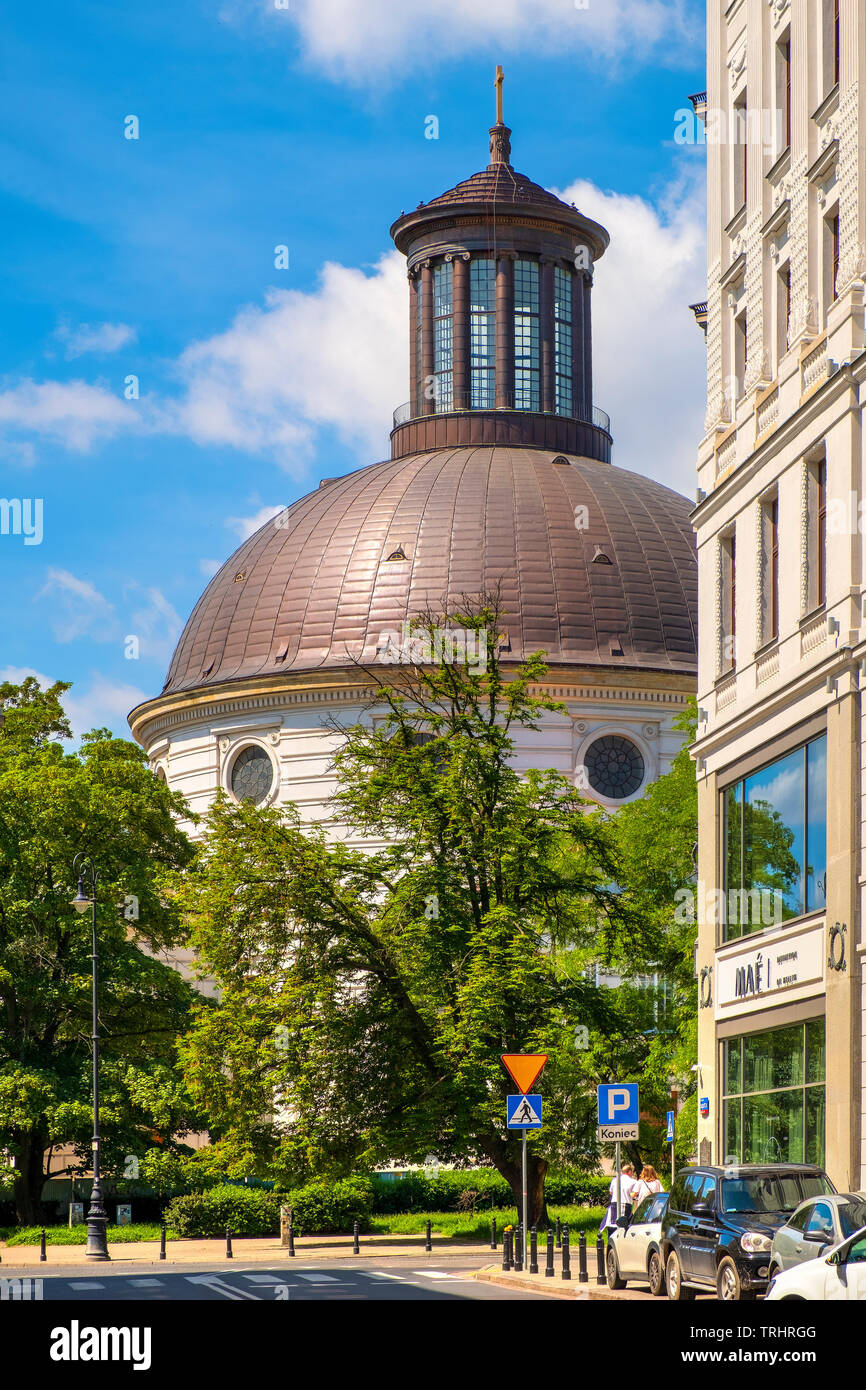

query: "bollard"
xmin=545 ymin=1228 xmax=555 ymax=1278
xmin=513 ymin=1224 xmax=523 ymax=1273
xmin=529 ymin=1225 xmax=538 ymax=1275
xmin=288 ymin=1218 xmax=295 ymax=1258
xmin=555 ymin=1215 xmax=561 ymax=1249
xmin=501 ymin=1228 xmax=511 ymax=1271
xmin=490 ymin=1216 xmax=497 ymax=1251
xmin=578 ymin=1230 xmax=588 ymax=1283
xmin=561 ymin=1224 xmax=571 ymax=1281
xmin=40 ymin=1229 xmax=46 ymax=1263
xmin=595 ymin=1234 xmax=606 ymax=1285
xmin=353 ymin=1220 xmax=360 ymax=1255
xmin=159 ymin=1224 xmax=166 ymax=1261
xmin=425 ymin=1219 xmax=432 ymax=1253
xmin=225 ymin=1227 xmax=233 ymax=1260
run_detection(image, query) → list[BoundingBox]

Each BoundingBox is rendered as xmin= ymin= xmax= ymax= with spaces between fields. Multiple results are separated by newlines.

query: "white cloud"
xmin=226 ymin=504 xmax=286 ymax=541
xmin=0 ymin=665 xmax=148 ymax=742
xmin=230 ymin=0 xmax=695 ymax=81
xmin=199 ymin=559 xmax=222 ymax=578
xmin=556 ymin=173 xmax=706 ymax=496
xmin=173 ymin=253 xmax=406 ymax=471
xmin=54 ymin=321 xmax=137 ymax=359
xmin=127 ymin=586 xmax=183 ymax=665
xmin=36 ymin=569 xmax=119 ymax=644
xmin=0 ymin=379 xmax=138 ymax=452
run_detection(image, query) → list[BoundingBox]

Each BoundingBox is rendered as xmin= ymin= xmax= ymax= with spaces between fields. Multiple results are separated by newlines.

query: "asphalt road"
xmin=4 ymin=1259 xmax=548 ymax=1302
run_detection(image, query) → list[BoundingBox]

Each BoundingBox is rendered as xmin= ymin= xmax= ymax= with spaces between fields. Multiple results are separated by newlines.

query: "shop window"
xmin=723 ymin=1019 xmax=825 ymax=1167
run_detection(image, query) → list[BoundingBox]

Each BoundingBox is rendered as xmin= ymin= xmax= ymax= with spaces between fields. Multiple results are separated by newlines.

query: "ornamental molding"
xmin=788 ymin=293 xmax=818 ymax=345
xmin=800 ymin=460 xmax=810 ymax=617
xmin=768 ymin=0 xmax=790 ymax=26
xmin=836 ymin=243 xmax=866 ymax=292
xmin=743 ymin=349 xmax=772 ymax=395
xmin=727 ymin=43 xmax=747 ymax=85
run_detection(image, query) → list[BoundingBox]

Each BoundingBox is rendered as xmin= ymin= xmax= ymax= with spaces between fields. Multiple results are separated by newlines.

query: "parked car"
xmin=766 ymin=1226 xmax=866 ymax=1300
xmin=770 ymin=1193 xmax=866 ymax=1278
xmin=661 ymin=1164 xmax=835 ymax=1302
xmin=606 ymin=1191 xmax=669 ymax=1296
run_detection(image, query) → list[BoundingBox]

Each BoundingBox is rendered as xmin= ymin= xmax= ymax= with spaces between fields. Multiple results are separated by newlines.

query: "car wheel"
xmin=606 ymin=1244 xmax=626 ymax=1290
xmin=648 ymin=1248 xmax=666 ymax=1297
xmin=780 ymin=1295 xmax=806 ymax=1300
xmin=716 ymin=1255 xmax=755 ymax=1301
xmin=666 ymin=1250 xmax=695 ymax=1301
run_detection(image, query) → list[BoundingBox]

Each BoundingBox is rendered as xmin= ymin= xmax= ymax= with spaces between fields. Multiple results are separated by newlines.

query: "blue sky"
xmin=0 ymin=0 xmax=707 ymax=739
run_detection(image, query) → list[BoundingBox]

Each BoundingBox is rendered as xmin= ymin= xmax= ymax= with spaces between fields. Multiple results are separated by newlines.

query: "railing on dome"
xmin=392 ymin=401 xmax=611 ymax=434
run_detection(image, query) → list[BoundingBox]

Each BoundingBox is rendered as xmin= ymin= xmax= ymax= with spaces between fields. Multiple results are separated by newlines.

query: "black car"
xmin=660 ymin=1163 xmax=836 ymax=1301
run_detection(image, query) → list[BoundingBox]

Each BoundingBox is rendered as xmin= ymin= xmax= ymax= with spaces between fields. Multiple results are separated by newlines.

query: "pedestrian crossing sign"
xmin=506 ymin=1094 xmax=542 ymax=1129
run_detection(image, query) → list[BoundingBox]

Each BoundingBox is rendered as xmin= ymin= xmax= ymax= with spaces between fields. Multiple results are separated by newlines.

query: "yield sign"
xmin=501 ymin=1054 xmax=548 ymax=1094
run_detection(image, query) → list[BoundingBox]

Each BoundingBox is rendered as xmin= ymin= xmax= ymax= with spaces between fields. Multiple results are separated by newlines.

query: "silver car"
xmin=606 ymin=1191 xmax=669 ymax=1296
xmin=770 ymin=1193 xmax=866 ymax=1278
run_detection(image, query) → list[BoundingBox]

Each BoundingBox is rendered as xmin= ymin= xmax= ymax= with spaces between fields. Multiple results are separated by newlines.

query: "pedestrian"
xmin=631 ymin=1164 xmax=663 ymax=1208
xmin=599 ymin=1162 xmax=636 ymax=1239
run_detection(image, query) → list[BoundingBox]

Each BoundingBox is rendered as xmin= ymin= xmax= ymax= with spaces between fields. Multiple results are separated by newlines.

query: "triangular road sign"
xmin=501 ymin=1054 xmax=548 ymax=1093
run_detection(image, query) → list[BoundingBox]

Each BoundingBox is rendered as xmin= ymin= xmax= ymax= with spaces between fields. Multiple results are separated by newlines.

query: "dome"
xmin=160 ymin=446 xmax=696 ymax=696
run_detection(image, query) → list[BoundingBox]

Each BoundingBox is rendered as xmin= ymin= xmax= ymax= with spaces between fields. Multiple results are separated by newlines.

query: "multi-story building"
xmin=693 ymin=0 xmax=865 ymax=1189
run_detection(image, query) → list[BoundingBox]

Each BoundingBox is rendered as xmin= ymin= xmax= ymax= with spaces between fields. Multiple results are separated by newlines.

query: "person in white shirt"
xmin=631 ymin=1164 xmax=663 ymax=1209
xmin=600 ymin=1163 xmax=636 ymax=1236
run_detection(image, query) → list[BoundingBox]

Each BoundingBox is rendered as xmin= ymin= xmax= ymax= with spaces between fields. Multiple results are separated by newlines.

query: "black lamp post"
xmin=71 ymin=855 xmax=110 ymax=1261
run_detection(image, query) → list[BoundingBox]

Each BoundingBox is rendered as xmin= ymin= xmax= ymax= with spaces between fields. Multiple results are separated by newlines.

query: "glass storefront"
xmin=722 ymin=1018 xmax=825 ymax=1166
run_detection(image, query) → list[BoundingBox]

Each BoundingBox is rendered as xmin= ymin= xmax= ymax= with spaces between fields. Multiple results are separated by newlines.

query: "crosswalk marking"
xmin=242 ymin=1274 xmax=290 ymax=1285
xmin=367 ymin=1271 xmax=405 ymax=1280
xmin=296 ymin=1272 xmax=338 ymax=1283
xmin=68 ymin=1281 xmax=105 ymax=1290
xmin=412 ymin=1270 xmax=459 ymax=1280
xmin=129 ymin=1279 xmax=164 ymax=1288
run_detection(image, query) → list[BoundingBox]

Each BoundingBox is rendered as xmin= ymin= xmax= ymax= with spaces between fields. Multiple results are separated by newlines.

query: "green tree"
xmin=0 ymin=679 xmax=200 ymax=1223
xmin=179 ymin=596 xmax=645 ymax=1224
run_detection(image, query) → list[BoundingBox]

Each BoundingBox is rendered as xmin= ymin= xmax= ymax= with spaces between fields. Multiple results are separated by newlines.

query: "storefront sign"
xmin=714 ymin=921 xmax=825 ymax=1019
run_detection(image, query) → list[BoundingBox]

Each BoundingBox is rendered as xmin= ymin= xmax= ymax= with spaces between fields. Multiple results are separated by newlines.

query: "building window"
xmin=414 ymin=275 xmax=423 ymax=415
xmin=776 ymin=261 xmax=791 ymax=366
xmin=733 ymin=91 xmax=747 ymax=212
xmin=433 ymin=261 xmax=453 ymax=412
xmin=760 ymin=493 xmax=780 ymax=643
xmin=514 ymin=259 xmax=540 ymax=410
xmin=554 ymin=265 xmax=573 ymax=416
xmin=806 ymin=457 xmax=827 ymax=610
xmin=723 ymin=733 xmax=827 ymax=939
xmin=734 ymin=309 xmax=747 ymax=401
xmin=583 ymin=735 xmax=645 ymax=800
xmin=822 ymin=0 xmax=840 ymax=92
xmin=823 ymin=210 xmax=839 ymax=318
xmin=230 ymin=745 xmax=275 ymax=805
xmin=720 ymin=530 xmax=736 ymax=672
xmin=723 ymin=1020 xmax=825 ymax=1167
xmin=776 ymin=36 xmax=791 ymax=153
xmin=469 ymin=258 xmax=496 ymax=408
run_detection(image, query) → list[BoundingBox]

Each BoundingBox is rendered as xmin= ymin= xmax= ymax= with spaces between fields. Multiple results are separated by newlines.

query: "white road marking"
xmin=412 ymin=1270 xmax=459 ymax=1279
xmin=128 ymin=1279 xmax=163 ymax=1288
xmin=68 ymin=1281 xmax=105 ymax=1290
xmin=242 ymin=1274 xmax=292 ymax=1284
xmin=295 ymin=1272 xmax=339 ymax=1283
xmin=367 ymin=1271 xmax=408 ymax=1280
xmin=185 ymin=1274 xmax=260 ymax=1301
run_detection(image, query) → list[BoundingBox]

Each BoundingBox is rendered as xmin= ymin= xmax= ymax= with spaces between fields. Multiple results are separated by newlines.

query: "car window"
xmin=839 ymin=1202 xmax=866 ymax=1239
xmin=846 ymin=1236 xmax=866 ymax=1265
xmin=786 ymin=1203 xmax=812 ymax=1232
xmin=797 ymin=1173 xmax=836 ymax=1200
xmin=632 ymin=1195 xmax=655 ymax=1224
xmin=648 ymin=1194 xmax=668 ymax=1223
xmin=669 ymin=1178 xmax=687 ymax=1212
xmin=680 ymin=1174 xmax=703 ymax=1213
xmin=805 ymin=1202 xmax=834 ymax=1236
xmin=777 ymin=1178 xmax=804 ymax=1211
xmin=698 ymin=1176 xmax=717 ymax=1208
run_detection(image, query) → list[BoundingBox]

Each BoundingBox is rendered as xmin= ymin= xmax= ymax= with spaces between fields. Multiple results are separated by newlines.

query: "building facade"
xmin=693 ymin=0 xmax=865 ymax=1189
xmin=130 ymin=101 xmax=698 ymax=858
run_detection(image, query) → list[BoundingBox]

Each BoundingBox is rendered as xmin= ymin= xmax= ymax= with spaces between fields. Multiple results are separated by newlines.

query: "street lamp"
xmin=71 ymin=854 xmax=110 ymax=1262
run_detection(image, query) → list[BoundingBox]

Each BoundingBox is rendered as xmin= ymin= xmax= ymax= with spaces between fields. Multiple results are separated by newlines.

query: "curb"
xmin=474 ymin=1267 xmax=635 ymax=1300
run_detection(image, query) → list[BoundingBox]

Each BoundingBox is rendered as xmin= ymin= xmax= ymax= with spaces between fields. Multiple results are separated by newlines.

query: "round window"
xmin=230 ymin=746 xmax=274 ymax=805
xmin=583 ymin=735 xmax=645 ymax=799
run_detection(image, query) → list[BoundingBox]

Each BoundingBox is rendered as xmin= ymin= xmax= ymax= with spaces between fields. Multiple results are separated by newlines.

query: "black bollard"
xmin=529 ymin=1225 xmax=538 ymax=1275
xmin=513 ymin=1224 xmax=523 ymax=1273
xmin=225 ymin=1227 xmax=233 ymax=1259
xmin=288 ymin=1218 xmax=295 ymax=1258
xmin=490 ymin=1216 xmax=497 ymax=1251
xmin=595 ymin=1234 xmax=606 ymax=1285
xmin=561 ymin=1225 xmax=571 ymax=1281
xmin=545 ymin=1228 xmax=555 ymax=1278
xmin=353 ymin=1220 xmax=360 ymax=1255
xmin=40 ymin=1229 xmax=46 ymax=1263
xmin=159 ymin=1224 xmax=166 ymax=1261
xmin=555 ymin=1215 xmax=561 ymax=1248
xmin=501 ymin=1228 xmax=511 ymax=1271
xmin=578 ymin=1230 xmax=588 ymax=1283
xmin=425 ymin=1219 xmax=432 ymax=1253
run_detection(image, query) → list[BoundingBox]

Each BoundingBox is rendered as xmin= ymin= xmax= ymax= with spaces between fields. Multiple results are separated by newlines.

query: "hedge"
xmin=369 ymin=1170 xmax=610 ymax=1214
xmin=164 ymin=1178 xmax=373 ymax=1238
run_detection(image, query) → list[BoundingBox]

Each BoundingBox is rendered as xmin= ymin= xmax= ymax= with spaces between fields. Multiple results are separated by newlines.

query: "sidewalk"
xmin=473 ymin=1264 xmax=656 ymax=1300
xmin=0 ymin=1232 xmax=485 ymax=1270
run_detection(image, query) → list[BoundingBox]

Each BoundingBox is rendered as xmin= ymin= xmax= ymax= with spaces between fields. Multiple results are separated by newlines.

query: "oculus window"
xmin=230 ymin=746 xmax=274 ymax=805
xmin=584 ymin=734 xmax=645 ymax=799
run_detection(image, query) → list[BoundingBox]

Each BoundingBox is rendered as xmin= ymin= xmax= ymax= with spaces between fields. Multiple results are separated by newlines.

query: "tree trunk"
xmin=12 ymin=1130 xmax=48 ymax=1226
xmin=478 ymin=1135 xmax=550 ymax=1229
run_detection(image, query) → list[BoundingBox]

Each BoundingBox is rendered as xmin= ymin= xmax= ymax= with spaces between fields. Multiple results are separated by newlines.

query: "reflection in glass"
xmin=744 ymin=1089 xmax=805 ymax=1164
xmin=744 ymin=747 xmax=803 ymax=920
xmin=806 ymin=1018 xmax=825 ymax=1084
xmin=806 ymin=738 xmax=827 ymax=911
xmin=724 ymin=1099 xmax=742 ymax=1167
xmin=805 ymin=1088 xmax=826 ymax=1167
xmin=726 ymin=1038 xmax=742 ymax=1097
xmin=743 ymin=1024 xmax=804 ymax=1092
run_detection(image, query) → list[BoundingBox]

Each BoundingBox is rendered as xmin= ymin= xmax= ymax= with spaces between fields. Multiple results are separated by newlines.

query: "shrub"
xmin=164 ymin=1185 xmax=284 ymax=1238
xmin=369 ymin=1169 xmax=610 ymax=1214
xmin=284 ymin=1178 xmax=373 ymax=1236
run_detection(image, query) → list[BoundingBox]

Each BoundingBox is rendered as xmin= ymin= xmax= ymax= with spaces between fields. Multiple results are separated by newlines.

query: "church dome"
xmin=160 ymin=445 xmax=696 ymax=695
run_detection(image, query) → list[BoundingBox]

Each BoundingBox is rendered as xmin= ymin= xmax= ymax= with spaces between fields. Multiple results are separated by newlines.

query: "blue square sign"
xmin=507 ymin=1094 xmax=542 ymax=1129
xmin=597 ymin=1083 xmax=639 ymax=1126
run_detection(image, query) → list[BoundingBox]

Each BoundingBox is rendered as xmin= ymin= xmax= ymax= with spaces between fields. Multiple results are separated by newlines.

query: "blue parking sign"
xmin=597 ymin=1083 xmax=639 ymax=1126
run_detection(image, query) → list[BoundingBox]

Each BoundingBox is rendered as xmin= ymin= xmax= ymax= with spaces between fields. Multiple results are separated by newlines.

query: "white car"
xmin=766 ymin=1226 xmax=866 ymax=1300
xmin=606 ymin=1191 xmax=668 ymax=1296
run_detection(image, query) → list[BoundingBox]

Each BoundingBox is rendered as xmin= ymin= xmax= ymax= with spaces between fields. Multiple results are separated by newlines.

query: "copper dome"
xmin=159 ymin=447 xmax=696 ymax=695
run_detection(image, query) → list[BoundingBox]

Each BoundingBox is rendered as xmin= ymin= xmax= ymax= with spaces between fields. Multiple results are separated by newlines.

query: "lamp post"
xmin=71 ymin=855 xmax=110 ymax=1261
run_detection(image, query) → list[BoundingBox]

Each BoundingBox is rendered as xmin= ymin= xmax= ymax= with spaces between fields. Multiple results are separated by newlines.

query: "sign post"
xmin=597 ymin=1083 xmax=640 ymax=1224
xmin=668 ymin=1089 xmax=678 ymax=1186
xmin=502 ymin=1055 xmax=547 ymax=1267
